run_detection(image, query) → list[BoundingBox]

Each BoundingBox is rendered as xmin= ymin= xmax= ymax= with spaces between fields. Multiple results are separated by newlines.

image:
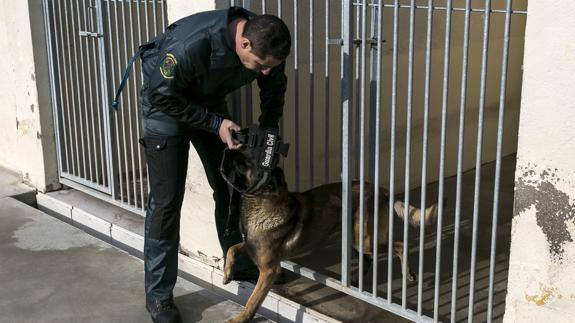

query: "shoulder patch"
xmin=159 ymin=53 xmax=177 ymax=79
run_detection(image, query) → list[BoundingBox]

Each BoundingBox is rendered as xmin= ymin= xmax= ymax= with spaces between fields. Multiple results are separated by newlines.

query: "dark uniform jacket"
xmin=139 ymin=7 xmax=287 ymax=136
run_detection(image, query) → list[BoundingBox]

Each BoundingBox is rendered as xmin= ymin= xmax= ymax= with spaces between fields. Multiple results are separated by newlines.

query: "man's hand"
xmin=218 ymin=119 xmax=242 ymax=150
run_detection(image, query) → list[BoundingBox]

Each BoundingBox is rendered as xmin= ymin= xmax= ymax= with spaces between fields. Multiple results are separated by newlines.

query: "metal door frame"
xmin=43 ymin=0 xmax=168 ymax=215
xmin=42 ymin=0 xmax=114 ymax=195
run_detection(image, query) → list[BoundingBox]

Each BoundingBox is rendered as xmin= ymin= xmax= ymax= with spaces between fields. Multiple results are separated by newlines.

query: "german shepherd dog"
xmin=221 ymin=144 xmax=438 ymax=323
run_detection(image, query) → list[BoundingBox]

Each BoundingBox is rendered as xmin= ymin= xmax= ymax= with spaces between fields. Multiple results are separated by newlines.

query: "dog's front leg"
xmin=223 ymin=242 xmax=245 ymax=284
xmin=226 ymin=265 xmax=281 ymax=323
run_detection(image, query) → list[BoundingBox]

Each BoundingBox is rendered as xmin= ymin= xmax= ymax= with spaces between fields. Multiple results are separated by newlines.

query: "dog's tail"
xmin=393 ymin=201 xmax=438 ymax=227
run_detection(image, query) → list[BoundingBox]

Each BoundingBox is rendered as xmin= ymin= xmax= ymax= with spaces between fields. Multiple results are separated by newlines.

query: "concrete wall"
xmin=505 ymin=1 xmax=575 ymax=322
xmin=0 ymin=0 xmax=58 ymax=192
xmin=169 ymin=0 xmax=226 ymax=267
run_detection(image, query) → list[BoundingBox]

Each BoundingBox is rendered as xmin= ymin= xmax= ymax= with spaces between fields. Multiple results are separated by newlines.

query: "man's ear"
xmin=240 ymin=37 xmax=251 ymax=50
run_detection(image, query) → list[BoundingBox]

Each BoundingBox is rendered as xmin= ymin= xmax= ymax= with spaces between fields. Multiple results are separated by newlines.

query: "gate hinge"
xmin=328 ymin=38 xmax=344 ymax=45
xmin=328 ymin=38 xmax=387 ymax=46
xmin=353 ymin=38 xmax=387 ymax=45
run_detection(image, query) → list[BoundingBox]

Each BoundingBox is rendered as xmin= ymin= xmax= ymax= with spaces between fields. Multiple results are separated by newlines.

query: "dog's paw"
xmin=222 ymin=274 xmax=232 ymax=285
xmin=408 ymin=271 xmax=417 ymax=282
xmin=226 ymin=314 xmax=249 ymax=323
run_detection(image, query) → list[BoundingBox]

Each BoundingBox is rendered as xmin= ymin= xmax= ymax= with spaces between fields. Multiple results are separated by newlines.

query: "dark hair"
xmin=242 ymin=14 xmax=291 ymax=61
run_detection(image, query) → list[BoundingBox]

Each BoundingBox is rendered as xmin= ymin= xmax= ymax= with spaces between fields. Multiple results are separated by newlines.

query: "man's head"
xmin=237 ymin=14 xmax=291 ymax=75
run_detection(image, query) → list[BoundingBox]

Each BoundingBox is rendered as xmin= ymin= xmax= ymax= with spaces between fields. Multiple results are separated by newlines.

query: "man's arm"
xmin=257 ymin=61 xmax=287 ymax=129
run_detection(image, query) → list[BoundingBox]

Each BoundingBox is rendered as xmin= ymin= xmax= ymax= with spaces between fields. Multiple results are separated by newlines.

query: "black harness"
xmin=220 ymin=125 xmax=289 ymax=195
xmin=219 ymin=126 xmax=289 ymax=238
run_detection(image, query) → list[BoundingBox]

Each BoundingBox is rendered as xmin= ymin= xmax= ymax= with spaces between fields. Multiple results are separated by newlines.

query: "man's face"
xmin=237 ymin=38 xmax=283 ymax=75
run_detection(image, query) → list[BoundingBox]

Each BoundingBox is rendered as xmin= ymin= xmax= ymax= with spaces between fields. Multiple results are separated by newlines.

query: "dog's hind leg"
xmin=351 ymin=253 xmax=374 ymax=288
xmin=223 ymin=242 xmax=245 ymax=285
xmin=226 ymin=264 xmax=281 ymax=323
xmin=393 ymin=241 xmax=417 ymax=282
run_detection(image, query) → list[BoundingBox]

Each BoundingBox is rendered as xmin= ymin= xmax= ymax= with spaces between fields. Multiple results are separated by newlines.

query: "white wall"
xmin=505 ymin=1 xmax=575 ymax=322
xmin=0 ymin=0 xmax=58 ymax=191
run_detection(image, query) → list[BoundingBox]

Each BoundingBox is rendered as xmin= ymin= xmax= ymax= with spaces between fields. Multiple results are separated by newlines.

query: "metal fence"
xmin=43 ymin=0 xmax=167 ymax=215
xmin=232 ymin=0 xmax=527 ymax=322
xmin=43 ymin=0 xmax=527 ymax=321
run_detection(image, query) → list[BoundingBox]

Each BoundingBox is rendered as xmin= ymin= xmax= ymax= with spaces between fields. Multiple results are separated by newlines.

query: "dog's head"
xmin=219 ymin=126 xmax=289 ymax=196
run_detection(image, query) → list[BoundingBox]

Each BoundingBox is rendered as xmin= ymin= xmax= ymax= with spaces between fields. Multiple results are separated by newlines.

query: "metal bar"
xmin=160 ymin=0 xmax=166 ymax=31
xmin=434 ymin=0 xmax=452 ymax=321
xmin=70 ymin=2 xmax=90 ymax=180
xmin=468 ymin=1 xmax=491 ymax=321
xmin=55 ymin=0 xmax=72 ymax=174
xmin=281 ymin=260 xmax=435 ymax=322
xmin=487 ymin=3 xmax=512 ymax=321
xmin=90 ymin=2 xmax=105 ymax=187
xmin=294 ymin=0 xmax=300 ymax=191
xmin=309 ymin=0 xmax=315 ymax=188
xmin=243 ymin=0 xmax=253 ymax=127
xmin=376 ymin=3 xmax=526 ymax=14
xmin=354 ymin=1 xmax=360 ymax=178
xmin=60 ymin=178 xmax=146 ymax=216
xmin=262 ymin=0 xmax=266 ymax=14
xmin=43 ymin=0 xmax=65 ymax=178
xmin=152 ymin=0 xmax=158 ymax=36
xmin=106 ymin=0 xmax=122 ymax=201
xmin=120 ymin=0 xmax=133 ymax=204
xmin=72 ymin=0 xmax=91 ymax=182
xmin=277 ymin=0 xmax=282 ymax=18
xmin=450 ymin=1 xmax=471 ymax=321
xmin=372 ymin=0 xmax=383 ymax=298
xmin=277 ymin=0 xmax=283 ymax=133
xmin=402 ymin=0 xmax=416 ymax=308
xmin=387 ymin=0 xmax=399 ymax=303
xmin=95 ymin=0 xmax=113 ymax=193
xmin=324 ymin=0 xmax=330 ymax=184
xmin=340 ymin=0 xmax=353 ymax=287
xmin=115 ymin=0 xmax=129 ymax=204
xmin=128 ymin=0 xmax=140 ymax=204
xmin=417 ymin=0 xmax=433 ymax=316
xmin=85 ymin=0 xmax=98 ymax=184
xmin=60 ymin=173 xmax=109 ymax=193
xmin=144 ymin=0 xmax=150 ymax=41
xmin=110 ymin=0 xmax=125 ymax=203
xmin=367 ymin=0 xmax=377 ymax=183
xmin=136 ymin=0 xmax=146 ymax=209
xmin=62 ymin=0 xmax=80 ymax=177
xmin=358 ymin=0 xmax=367 ymax=293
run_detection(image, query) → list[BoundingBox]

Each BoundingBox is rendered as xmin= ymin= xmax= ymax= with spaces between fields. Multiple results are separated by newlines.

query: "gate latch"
xmin=79 ymin=30 xmax=103 ymax=38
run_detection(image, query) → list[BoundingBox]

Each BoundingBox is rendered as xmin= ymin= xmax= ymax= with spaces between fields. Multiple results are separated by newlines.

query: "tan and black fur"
xmin=221 ymin=147 xmax=437 ymax=323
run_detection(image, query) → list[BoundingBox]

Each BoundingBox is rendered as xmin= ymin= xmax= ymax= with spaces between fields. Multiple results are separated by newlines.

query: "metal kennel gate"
xmin=43 ymin=0 xmax=167 ymax=214
xmin=233 ymin=1 xmax=527 ymax=322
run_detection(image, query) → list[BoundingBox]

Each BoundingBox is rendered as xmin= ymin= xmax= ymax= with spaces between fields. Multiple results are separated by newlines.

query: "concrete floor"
xmin=0 ymin=169 xmax=271 ymax=323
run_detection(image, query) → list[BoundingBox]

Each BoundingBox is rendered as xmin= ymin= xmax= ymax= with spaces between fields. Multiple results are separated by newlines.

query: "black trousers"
xmin=141 ymin=129 xmax=253 ymax=301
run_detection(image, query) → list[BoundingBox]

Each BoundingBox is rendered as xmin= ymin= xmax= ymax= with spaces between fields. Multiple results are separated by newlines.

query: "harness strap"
xmin=224 ymin=172 xmax=240 ymax=238
xmin=112 ymin=42 xmax=155 ymax=111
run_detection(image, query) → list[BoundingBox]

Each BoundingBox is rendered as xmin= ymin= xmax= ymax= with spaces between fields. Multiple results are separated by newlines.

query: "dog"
xmin=220 ymin=138 xmax=438 ymax=323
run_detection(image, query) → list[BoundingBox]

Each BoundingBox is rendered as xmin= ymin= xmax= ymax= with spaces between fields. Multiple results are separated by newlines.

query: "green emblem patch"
xmin=160 ymin=53 xmax=177 ymax=79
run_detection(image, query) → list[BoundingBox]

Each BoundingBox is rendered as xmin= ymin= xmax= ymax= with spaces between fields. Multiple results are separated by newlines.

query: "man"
xmin=137 ymin=7 xmax=290 ymax=323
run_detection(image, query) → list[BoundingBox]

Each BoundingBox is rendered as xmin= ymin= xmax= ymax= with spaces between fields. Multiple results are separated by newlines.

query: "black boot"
xmin=146 ymin=298 xmax=182 ymax=323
